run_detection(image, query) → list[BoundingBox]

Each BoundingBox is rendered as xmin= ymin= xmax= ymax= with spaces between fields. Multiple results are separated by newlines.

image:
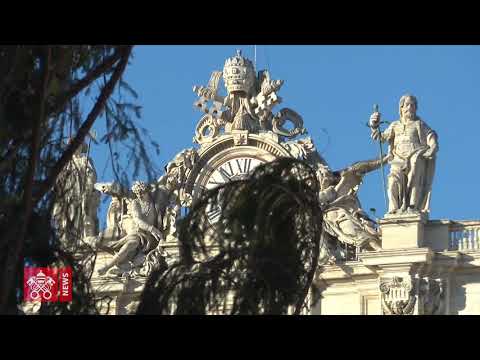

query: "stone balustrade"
xmin=448 ymin=221 xmax=480 ymax=251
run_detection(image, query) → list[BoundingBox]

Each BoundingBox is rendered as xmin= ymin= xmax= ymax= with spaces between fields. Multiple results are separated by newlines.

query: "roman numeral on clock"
xmin=243 ymin=158 xmax=252 ymax=173
xmin=206 ymin=204 xmax=222 ymax=223
xmin=218 ymin=166 xmax=233 ymax=182
xmin=235 ymin=158 xmax=252 ymax=174
xmin=205 ymin=158 xmax=261 ymax=192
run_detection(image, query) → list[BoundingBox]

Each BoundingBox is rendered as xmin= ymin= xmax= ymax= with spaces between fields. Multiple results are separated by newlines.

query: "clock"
xmin=183 ymin=132 xmax=293 ymax=224
xmin=205 ymin=157 xmax=265 ymax=190
xmin=202 ymin=156 xmax=266 ymax=224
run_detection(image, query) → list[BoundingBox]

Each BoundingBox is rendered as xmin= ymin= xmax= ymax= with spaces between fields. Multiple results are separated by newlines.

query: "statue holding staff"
xmin=369 ymin=94 xmax=438 ymax=215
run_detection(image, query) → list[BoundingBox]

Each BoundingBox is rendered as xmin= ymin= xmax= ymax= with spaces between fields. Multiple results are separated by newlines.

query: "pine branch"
xmin=0 ymin=139 xmax=22 ymax=174
xmin=33 ymin=46 xmax=133 ymax=204
xmin=47 ymin=46 xmax=127 ymax=116
xmin=0 ymin=45 xmax=22 ymax=101
xmin=0 ymin=47 xmax=52 ymax=312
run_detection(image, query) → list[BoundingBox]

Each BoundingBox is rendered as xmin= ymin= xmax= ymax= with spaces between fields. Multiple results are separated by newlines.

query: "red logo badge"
xmin=24 ymin=267 xmax=72 ymax=302
xmin=59 ymin=267 xmax=72 ymax=302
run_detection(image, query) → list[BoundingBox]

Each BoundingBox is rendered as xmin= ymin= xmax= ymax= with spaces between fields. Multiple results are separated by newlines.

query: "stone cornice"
xmin=380 ymin=212 xmax=429 ymax=225
xmin=317 ymin=261 xmax=378 ymax=281
xmin=358 ymin=247 xmax=434 ymax=267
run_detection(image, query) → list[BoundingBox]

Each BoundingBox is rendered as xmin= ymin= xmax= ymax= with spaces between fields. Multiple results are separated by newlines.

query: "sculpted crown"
xmin=223 ymin=50 xmax=255 ymax=94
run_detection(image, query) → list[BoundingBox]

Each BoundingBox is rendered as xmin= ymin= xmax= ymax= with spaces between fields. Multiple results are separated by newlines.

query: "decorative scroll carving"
xmin=272 ymin=108 xmax=306 ymax=138
xmin=194 ymin=114 xmax=222 ymax=145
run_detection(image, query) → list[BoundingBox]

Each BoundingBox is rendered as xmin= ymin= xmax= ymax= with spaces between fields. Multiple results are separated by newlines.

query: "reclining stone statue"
xmin=316 ymin=157 xmax=387 ymax=263
xmin=96 ymin=181 xmax=164 ymax=276
xmin=93 ymin=148 xmax=198 ymax=277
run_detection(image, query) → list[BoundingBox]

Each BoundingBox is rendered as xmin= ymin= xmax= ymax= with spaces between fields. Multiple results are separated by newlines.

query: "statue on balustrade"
xmin=369 ymin=94 xmax=438 ymax=215
xmin=52 ymin=140 xmax=100 ymax=247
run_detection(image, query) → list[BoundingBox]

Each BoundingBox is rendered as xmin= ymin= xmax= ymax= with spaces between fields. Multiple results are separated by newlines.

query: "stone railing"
xmin=449 ymin=221 xmax=480 ymax=251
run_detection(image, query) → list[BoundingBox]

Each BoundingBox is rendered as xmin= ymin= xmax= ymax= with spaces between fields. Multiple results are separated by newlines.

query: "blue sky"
xmin=89 ymin=45 xmax=480 ymax=226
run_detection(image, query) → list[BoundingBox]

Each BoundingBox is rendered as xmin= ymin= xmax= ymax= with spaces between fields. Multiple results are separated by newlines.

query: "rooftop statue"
xmin=52 ymin=140 xmax=100 ymax=247
xmin=369 ymin=94 xmax=438 ymax=215
xmin=93 ymin=148 xmax=196 ymax=277
xmin=96 ymin=181 xmax=163 ymax=277
xmin=316 ymin=157 xmax=385 ymax=263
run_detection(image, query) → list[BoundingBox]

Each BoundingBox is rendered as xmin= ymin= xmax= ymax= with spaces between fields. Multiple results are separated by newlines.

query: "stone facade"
xmin=313 ymin=219 xmax=480 ymax=315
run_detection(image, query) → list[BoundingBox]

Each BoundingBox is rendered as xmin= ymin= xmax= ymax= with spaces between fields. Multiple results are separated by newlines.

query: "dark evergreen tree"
xmin=0 ymin=45 xmax=160 ymax=314
xmin=137 ymin=158 xmax=323 ymax=315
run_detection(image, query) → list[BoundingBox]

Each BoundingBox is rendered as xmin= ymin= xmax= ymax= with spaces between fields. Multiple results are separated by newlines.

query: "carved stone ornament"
xmin=379 ymin=276 xmax=417 ymax=315
xmin=281 ymin=137 xmax=328 ymax=169
xmin=193 ymin=70 xmax=224 ymax=118
xmin=194 ymin=114 xmax=222 ymax=145
xmin=192 ymin=51 xmax=383 ymax=261
xmin=192 ymin=50 xmax=305 ymax=141
xmin=272 ymin=108 xmax=306 ymax=138
xmin=232 ymin=130 xmax=249 ymax=146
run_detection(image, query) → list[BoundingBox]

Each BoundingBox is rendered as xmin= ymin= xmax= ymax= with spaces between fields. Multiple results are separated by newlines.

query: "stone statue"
xmin=156 ymin=148 xmax=197 ymax=215
xmin=369 ymin=94 xmax=438 ymax=215
xmin=222 ymin=50 xmax=259 ymax=132
xmin=316 ymin=158 xmax=385 ymax=261
xmin=94 ymin=148 xmax=197 ymax=276
xmin=52 ymin=141 xmax=100 ymax=245
xmin=97 ymin=181 xmax=163 ymax=276
xmin=93 ymin=181 xmax=126 ymax=247
xmin=192 ymin=50 xmax=304 ymax=140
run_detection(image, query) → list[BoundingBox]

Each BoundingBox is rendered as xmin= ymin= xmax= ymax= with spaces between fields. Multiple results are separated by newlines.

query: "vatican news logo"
xmin=24 ymin=267 xmax=72 ymax=302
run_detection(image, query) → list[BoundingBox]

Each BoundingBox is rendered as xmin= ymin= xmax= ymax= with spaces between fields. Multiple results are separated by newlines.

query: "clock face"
xmin=201 ymin=156 xmax=266 ymax=225
xmin=205 ymin=157 xmax=265 ymax=190
xmin=184 ymin=133 xmax=293 ymax=226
